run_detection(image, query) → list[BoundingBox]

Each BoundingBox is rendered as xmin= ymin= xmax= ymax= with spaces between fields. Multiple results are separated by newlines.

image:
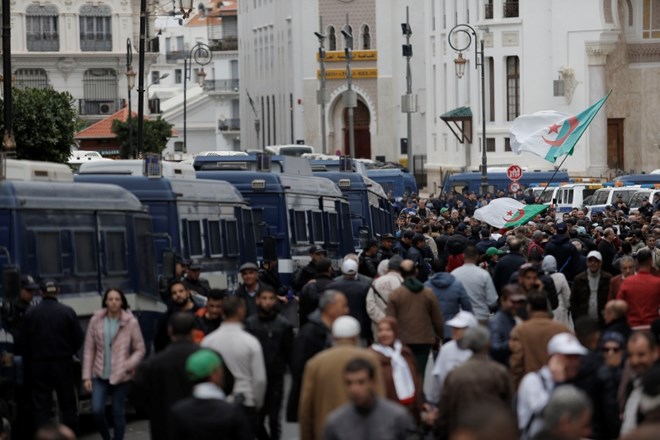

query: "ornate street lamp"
xmin=448 ymin=24 xmax=488 ymax=196
xmin=179 ymin=0 xmax=194 ymax=19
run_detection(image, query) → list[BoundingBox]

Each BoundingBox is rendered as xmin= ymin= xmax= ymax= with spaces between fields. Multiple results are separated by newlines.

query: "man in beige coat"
xmin=509 ymin=289 xmax=571 ymax=388
xmin=298 ymin=316 xmax=384 ymax=440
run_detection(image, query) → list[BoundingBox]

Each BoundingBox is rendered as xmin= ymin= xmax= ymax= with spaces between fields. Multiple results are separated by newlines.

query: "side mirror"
xmin=162 ymin=250 xmax=176 ymax=281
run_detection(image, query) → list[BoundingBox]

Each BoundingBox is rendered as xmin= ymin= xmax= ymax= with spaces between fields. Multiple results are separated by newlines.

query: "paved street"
xmin=79 ymin=374 xmax=300 ymax=440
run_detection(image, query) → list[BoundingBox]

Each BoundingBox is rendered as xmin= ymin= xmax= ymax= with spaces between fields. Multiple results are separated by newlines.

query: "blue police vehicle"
xmin=193 ymin=154 xmax=354 ymax=284
xmin=75 ymin=160 xmax=256 ymax=293
xmin=443 ymin=170 xmax=571 ymax=195
xmin=365 ymin=168 xmax=418 ymax=201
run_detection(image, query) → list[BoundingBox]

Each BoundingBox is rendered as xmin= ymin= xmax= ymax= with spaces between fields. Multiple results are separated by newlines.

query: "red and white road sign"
xmin=507 ymin=164 xmax=523 ymax=181
xmin=509 ymin=182 xmax=521 ymax=193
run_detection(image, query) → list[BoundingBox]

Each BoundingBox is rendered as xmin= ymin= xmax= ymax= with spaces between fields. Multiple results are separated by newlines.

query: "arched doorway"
xmin=343 ymin=100 xmax=371 ymax=158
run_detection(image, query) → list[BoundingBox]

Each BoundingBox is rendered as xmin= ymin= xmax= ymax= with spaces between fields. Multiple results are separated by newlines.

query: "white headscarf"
xmin=371 ymin=339 xmax=415 ymax=402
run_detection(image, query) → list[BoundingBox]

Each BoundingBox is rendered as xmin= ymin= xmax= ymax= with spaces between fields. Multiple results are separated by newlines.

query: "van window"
xmin=187 ymin=220 xmax=203 ymax=256
xmin=293 ymin=211 xmax=308 ymax=243
xmin=37 ymin=231 xmax=62 ymax=275
xmin=208 ymin=220 xmax=223 ymax=255
xmin=312 ymin=212 xmax=324 ymax=243
xmin=225 ymin=220 xmax=239 ymax=255
xmin=593 ymin=190 xmax=610 ymax=205
xmin=328 ymin=212 xmax=339 ymax=243
xmin=105 ymin=231 xmax=127 ymax=274
xmin=74 ymin=230 xmax=97 ymax=274
xmin=135 ymin=217 xmax=158 ymax=295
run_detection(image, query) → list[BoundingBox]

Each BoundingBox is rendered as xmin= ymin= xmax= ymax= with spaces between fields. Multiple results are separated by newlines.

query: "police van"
xmin=586 ymin=186 xmax=640 ymax=216
xmin=628 ymin=187 xmax=660 ymax=214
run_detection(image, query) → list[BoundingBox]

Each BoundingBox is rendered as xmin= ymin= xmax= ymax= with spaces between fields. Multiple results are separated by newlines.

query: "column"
xmin=585 ymin=42 xmax=616 ymax=176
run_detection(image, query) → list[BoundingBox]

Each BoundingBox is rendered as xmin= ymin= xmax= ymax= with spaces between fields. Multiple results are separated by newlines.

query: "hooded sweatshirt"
xmin=386 ymin=278 xmax=445 ymax=344
xmin=425 ymin=273 xmax=473 ymax=338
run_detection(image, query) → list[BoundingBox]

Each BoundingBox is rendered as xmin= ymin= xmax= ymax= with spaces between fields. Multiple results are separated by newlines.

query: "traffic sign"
xmin=509 ymin=182 xmax=521 ymax=193
xmin=507 ymin=164 xmax=523 ymax=181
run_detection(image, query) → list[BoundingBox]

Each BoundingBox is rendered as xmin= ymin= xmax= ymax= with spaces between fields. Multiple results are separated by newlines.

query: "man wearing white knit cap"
xmin=299 ymin=316 xmax=384 ymax=440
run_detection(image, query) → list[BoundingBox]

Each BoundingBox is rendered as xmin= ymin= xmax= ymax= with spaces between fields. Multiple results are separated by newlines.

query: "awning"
xmin=440 ymin=106 xmax=472 ymax=144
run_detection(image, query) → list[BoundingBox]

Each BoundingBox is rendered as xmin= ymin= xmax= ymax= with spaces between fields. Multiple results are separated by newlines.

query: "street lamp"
xmin=2 ymin=0 xmax=15 ymax=156
xmin=401 ymin=6 xmax=417 ymax=174
xmin=341 ymin=15 xmax=356 ymax=158
xmin=126 ymin=38 xmax=137 ymax=158
xmin=184 ymin=42 xmax=212 ymax=153
xmin=178 ymin=0 xmax=194 ymax=19
xmin=448 ymin=24 xmax=488 ymax=196
xmin=315 ymin=19 xmax=328 ymax=154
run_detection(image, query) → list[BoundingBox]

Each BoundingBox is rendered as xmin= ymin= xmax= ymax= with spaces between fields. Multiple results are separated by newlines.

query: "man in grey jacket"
xmin=323 ymin=358 xmax=415 ymax=440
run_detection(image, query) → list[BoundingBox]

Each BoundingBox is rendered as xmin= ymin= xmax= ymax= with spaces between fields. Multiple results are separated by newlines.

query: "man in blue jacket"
xmin=425 ymin=260 xmax=473 ymax=341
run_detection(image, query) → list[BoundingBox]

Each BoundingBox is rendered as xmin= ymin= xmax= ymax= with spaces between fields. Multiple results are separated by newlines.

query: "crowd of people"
xmin=6 ymin=188 xmax=660 ymax=440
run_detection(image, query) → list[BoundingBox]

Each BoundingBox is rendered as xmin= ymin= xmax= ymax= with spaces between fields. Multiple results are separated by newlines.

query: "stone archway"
xmin=342 ymin=100 xmax=371 ymax=158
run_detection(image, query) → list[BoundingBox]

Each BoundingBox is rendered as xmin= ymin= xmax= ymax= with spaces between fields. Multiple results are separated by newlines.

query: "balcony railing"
xmin=80 ymin=35 xmax=112 ymax=52
xmin=204 ymin=79 xmax=240 ymax=92
xmin=218 ymin=118 xmax=240 ymax=132
xmin=26 ymin=34 xmax=59 ymax=52
xmin=209 ymin=37 xmax=238 ymax=52
xmin=484 ymin=2 xmax=493 ymax=19
xmin=166 ymin=51 xmax=187 ymax=61
xmin=503 ymin=1 xmax=519 ymax=18
xmin=78 ymin=99 xmax=125 ymax=116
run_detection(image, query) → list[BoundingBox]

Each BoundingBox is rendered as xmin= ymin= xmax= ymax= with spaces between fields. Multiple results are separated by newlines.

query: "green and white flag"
xmin=475 ymin=198 xmax=547 ymax=229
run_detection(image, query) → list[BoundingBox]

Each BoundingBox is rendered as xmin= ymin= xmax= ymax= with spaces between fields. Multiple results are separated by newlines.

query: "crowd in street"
xmin=6 ymin=188 xmax=660 ymax=440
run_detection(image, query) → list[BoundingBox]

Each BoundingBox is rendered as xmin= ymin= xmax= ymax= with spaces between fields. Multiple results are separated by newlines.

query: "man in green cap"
xmin=170 ymin=349 xmax=250 ymax=440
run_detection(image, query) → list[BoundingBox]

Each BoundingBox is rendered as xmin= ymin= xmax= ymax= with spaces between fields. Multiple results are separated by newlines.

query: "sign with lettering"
xmin=318 ymin=50 xmax=378 ymax=62
xmin=317 ymin=68 xmax=378 ymax=80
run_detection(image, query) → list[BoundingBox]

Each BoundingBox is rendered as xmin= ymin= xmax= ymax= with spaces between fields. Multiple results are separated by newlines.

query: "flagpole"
xmin=536 ymin=153 xmax=570 ymax=204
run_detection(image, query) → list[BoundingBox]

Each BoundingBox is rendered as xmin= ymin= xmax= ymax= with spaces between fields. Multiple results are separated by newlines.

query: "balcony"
xmin=204 ymin=79 xmax=240 ymax=93
xmin=26 ymin=34 xmax=59 ymax=52
xmin=484 ymin=2 xmax=493 ymax=19
xmin=503 ymin=1 xmax=519 ymax=18
xmin=78 ymin=99 xmax=125 ymax=116
xmin=218 ymin=118 xmax=240 ymax=132
xmin=166 ymin=51 xmax=187 ymax=62
xmin=80 ymin=35 xmax=112 ymax=52
xmin=209 ymin=37 xmax=238 ymax=52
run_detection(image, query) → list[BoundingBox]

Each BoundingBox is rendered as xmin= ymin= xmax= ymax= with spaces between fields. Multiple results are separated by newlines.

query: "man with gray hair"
xmin=434 ymin=325 xmax=513 ymax=436
xmin=532 ymin=386 xmax=592 ymax=440
xmin=597 ymin=227 xmax=618 ymax=275
xmin=286 ymin=290 xmax=348 ymax=422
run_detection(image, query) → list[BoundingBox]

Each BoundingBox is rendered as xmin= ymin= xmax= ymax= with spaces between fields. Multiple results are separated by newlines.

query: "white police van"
xmin=586 ymin=186 xmax=640 ymax=216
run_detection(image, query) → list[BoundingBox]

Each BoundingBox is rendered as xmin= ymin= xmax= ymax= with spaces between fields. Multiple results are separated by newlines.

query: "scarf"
xmin=371 ymin=340 xmax=415 ymax=403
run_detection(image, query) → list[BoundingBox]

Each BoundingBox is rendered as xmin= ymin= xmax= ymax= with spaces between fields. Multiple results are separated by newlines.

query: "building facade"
xmin=8 ymin=0 xmax=159 ymax=135
xmin=238 ymin=0 xmax=427 ymax=165
xmin=424 ymin=0 xmax=660 ymax=193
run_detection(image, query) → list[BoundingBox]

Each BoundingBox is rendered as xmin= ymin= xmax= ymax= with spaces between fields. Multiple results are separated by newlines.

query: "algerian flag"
xmin=509 ymin=93 xmax=610 ymax=163
xmin=474 ymin=198 xmax=547 ymax=229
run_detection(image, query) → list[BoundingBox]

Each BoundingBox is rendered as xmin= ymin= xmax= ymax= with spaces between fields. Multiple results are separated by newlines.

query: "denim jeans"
xmin=91 ymin=378 xmax=128 ymax=440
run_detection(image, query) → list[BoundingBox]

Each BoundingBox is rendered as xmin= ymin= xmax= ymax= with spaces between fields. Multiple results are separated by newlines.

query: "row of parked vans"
xmin=532 ymin=181 xmax=659 ymax=217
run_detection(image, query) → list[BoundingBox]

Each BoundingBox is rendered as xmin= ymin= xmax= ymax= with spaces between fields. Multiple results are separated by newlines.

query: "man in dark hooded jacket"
xmin=425 ymin=259 xmax=473 ymax=340
xmin=545 ymin=223 xmax=580 ymax=282
xmin=286 ymin=290 xmax=348 ymax=422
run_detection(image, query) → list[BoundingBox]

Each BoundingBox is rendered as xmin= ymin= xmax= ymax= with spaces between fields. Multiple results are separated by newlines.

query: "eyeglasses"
xmin=602 ymin=346 xmax=621 ymax=353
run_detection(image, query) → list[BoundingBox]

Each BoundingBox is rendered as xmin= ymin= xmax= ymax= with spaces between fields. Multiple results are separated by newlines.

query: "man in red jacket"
xmin=617 ymin=249 xmax=660 ymax=328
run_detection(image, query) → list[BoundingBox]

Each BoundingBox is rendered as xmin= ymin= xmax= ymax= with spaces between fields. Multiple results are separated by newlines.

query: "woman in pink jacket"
xmin=83 ymin=288 xmax=145 ymax=440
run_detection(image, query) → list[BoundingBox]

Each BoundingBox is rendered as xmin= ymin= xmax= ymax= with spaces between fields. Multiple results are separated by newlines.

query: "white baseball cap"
xmin=341 ymin=259 xmax=358 ymax=275
xmin=332 ymin=316 xmax=361 ymax=338
xmin=587 ymin=250 xmax=603 ymax=261
xmin=547 ymin=333 xmax=588 ymax=356
xmin=446 ymin=310 xmax=478 ymax=329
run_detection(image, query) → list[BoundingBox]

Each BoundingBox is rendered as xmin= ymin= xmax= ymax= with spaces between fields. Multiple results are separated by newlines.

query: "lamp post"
xmin=314 ymin=18 xmax=328 ymax=155
xmin=183 ymin=42 xmax=212 ymax=153
xmin=2 ymin=0 xmax=15 ymax=156
xmin=137 ymin=0 xmax=147 ymax=158
xmin=126 ymin=38 xmax=137 ymax=158
xmin=401 ymin=7 xmax=416 ymax=174
xmin=341 ymin=15 xmax=355 ymax=158
xmin=448 ymin=24 xmax=488 ymax=196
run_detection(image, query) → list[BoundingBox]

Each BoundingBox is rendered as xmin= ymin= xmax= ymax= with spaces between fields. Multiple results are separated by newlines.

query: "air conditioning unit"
xmin=98 ymin=102 xmax=116 ymax=115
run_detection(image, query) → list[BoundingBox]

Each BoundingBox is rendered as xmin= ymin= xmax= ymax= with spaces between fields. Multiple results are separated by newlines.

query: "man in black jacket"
xmin=298 ymin=258 xmax=334 ymax=327
xmin=154 ymin=281 xmax=200 ymax=352
xmin=245 ymin=288 xmax=294 ymax=440
xmin=286 ymin=290 xmax=348 ymax=422
xmin=21 ymin=280 xmax=84 ymax=432
xmin=545 ymin=223 xmax=580 ymax=282
xmin=291 ymin=245 xmax=327 ymax=294
xmin=406 ymin=234 xmax=431 ymax=282
xmin=359 ymin=239 xmax=380 ymax=278
xmin=170 ymin=349 xmax=250 ymax=440
xmin=133 ymin=313 xmax=200 ymax=440
xmin=327 ymin=260 xmax=373 ymax=342
xmin=235 ymin=262 xmax=272 ymax=318
xmin=377 ymin=233 xmax=396 ymax=262
xmin=493 ymin=239 xmax=526 ymax=295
